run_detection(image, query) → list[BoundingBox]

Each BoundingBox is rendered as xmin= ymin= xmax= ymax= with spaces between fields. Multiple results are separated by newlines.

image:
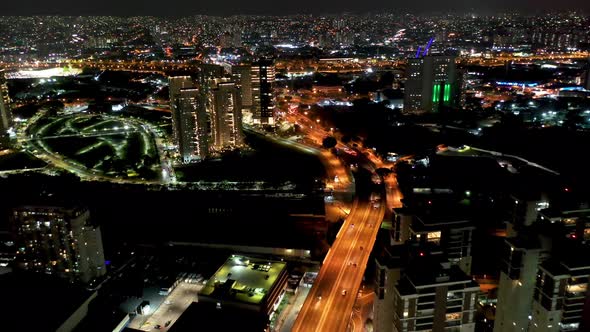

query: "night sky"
xmin=2 ymin=0 xmax=588 ymax=16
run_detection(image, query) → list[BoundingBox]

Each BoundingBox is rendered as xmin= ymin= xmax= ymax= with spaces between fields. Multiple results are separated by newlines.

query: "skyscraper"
xmin=251 ymin=60 xmax=275 ymax=125
xmin=393 ymin=259 xmax=479 ymax=332
xmin=10 ymin=205 xmax=106 ymax=283
xmin=0 ymin=69 xmax=12 ymax=146
xmin=176 ymin=88 xmax=209 ymax=163
xmin=169 ymin=76 xmax=194 ymax=143
xmin=494 ymin=236 xmax=544 ymax=332
xmin=169 ymin=76 xmax=209 ymax=163
xmin=530 ymin=255 xmax=590 ymax=332
xmin=232 ymin=65 xmax=253 ymax=110
xmin=403 ymin=55 xmax=459 ymax=113
xmin=209 ymin=78 xmax=243 ymax=150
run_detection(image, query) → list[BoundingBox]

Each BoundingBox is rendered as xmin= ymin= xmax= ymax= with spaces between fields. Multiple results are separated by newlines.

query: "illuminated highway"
xmin=292 ymin=197 xmax=386 ymax=332
xmin=279 ymin=104 xmax=403 ymax=332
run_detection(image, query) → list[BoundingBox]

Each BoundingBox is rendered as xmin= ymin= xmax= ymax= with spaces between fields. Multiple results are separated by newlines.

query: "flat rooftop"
xmin=199 ymin=255 xmax=286 ymax=305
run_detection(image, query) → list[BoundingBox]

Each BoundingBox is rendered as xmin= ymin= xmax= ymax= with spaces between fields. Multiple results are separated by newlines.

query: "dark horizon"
xmin=1 ymin=0 xmax=589 ymax=17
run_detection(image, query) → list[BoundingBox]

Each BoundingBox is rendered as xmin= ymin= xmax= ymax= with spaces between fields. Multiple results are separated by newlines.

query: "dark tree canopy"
xmin=322 ymin=136 xmax=337 ymax=149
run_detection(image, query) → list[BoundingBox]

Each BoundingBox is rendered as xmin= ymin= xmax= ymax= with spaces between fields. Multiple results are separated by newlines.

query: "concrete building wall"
xmin=494 ymin=248 xmax=541 ymax=332
xmin=56 ymin=291 xmax=97 ymax=332
xmin=0 ymin=70 xmax=11 ymax=135
xmin=373 ymin=264 xmax=401 ymax=332
xmin=530 ymin=301 xmax=561 ymax=332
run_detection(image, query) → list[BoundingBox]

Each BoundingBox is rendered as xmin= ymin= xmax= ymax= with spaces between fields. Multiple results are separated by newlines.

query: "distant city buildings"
xmin=169 ymin=69 xmax=247 ymax=161
xmin=403 ymin=55 xmax=460 ymax=113
xmin=209 ymin=78 xmax=243 ymax=150
xmin=10 ymin=205 xmax=106 ymax=283
xmin=219 ymin=31 xmax=242 ymax=48
xmin=251 ymin=59 xmax=276 ymax=125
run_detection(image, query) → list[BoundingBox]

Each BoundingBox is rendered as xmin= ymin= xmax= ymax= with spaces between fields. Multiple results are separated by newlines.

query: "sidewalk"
xmin=275 ymin=286 xmax=311 ymax=332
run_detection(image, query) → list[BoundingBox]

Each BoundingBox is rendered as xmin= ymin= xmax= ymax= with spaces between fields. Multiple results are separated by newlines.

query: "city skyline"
xmin=0 ymin=7 xmax=589 ymax=332
xmin=2 ymin=2 xmax=590 ymax=16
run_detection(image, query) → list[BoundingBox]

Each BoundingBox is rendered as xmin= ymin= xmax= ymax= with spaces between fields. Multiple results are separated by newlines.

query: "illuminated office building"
xmin=251 ymin=60 xmax=275 ymax=125
xmin=404 ymin=55 xmax=459 ymax=113
xmin=10 ymin=205 xmax=106 ymax=283
xmin=209 ymin=78 xmax=243 ymax=150
xmin=232 ymin=65 xmax=253 ymax=110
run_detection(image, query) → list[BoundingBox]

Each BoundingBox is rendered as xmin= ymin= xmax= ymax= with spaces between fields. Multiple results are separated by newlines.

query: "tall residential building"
xmin=209 ymin=78 xmax=243 ymax=150
xmin=169 ymin=76 xmax=209 ymax=163
xmin=495 ymin=235 xmax=545 ymax=332
xmin=530 ymin=255 xmax=590 ymax=332
xmin=495 ymin=191 xmax=589 ymax=332
xmin=10 ymin=205 xmax=106 ymax=283
xmin=0 ymin=69 xmax=12 ymax=146
xmin=232 ymin=65 xmax=253 ymax=110
xmin=403 ymin=55 xmax=459 ymax=113
xmin=175 ymin=88 xmax=209 ymax=163
xmin=393 ymin=257 xmax=479 ymax=332
xmin=251 ymin=60 xmax=275 ymax=125
xmin=392 ymin=207 xmax=474 ymax=274
xmin=169 ymin=76 xmax=195 ymax=143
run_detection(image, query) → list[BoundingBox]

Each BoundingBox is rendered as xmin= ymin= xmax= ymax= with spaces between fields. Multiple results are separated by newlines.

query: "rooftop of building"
xmin=396 ymin=258 xmax=478 ymax=295
xmin=374 ymin=236 xmax=441 ymax=269
xmin=539 ymin=204 xmax=590 ymax=220
xmin=540 ymin=251 xmax=590 ymax=278
xmin=413 ymin=211 xmax=473 ymax=229
xmin=505 ymin=233 xmax=542 ymax=250
xmin=199 ymin=255 xmax=286 ymax=305
xmin=400 ymin=198 xmax=475 ymax=230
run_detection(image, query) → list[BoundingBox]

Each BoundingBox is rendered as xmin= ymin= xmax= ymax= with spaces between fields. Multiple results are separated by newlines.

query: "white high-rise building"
xmin=0 ymin=69 xmax=12 ymax=146
xmin=10 ymin=205 xmax=106 ymax=283
xmin=169 ymin=76 xmax=209 ymax=163
xmin=404 ymin=55 xmax=459 ymax=113
xmin=209 ymin=78 xmax=243 ymax=150
xmin=176 ymin=88 xmax=208 ymax=163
